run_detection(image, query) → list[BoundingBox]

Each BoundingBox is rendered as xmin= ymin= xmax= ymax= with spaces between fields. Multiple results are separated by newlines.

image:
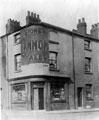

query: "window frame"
xmin=84 ymin=40 xmax=91 ymax=51
xmin=14 ymin=33 xmax=21 ymax=45
xmin=50 ymin=82 xmax=66 ymax=102
xmin=85 ymin=84 xmax=93 ymax=101
xmin=15 ymin=54 xmax=21 ymax=71
xmin=11 ymin=83 xmax=26 ymax=103
xmin=85 ymin=57 xmax=92 ymax=73
xmin=49 ymin=51 xmax=57 ymax=70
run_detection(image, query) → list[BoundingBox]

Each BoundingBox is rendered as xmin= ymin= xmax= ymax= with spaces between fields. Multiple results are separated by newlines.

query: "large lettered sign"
xmin=21 ymin=25 xmax=49 ymax=65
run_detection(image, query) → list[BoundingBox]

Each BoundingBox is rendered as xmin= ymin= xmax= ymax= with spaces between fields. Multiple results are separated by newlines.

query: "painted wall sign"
xmin=21 ymin=25 xmax=49 ymax=65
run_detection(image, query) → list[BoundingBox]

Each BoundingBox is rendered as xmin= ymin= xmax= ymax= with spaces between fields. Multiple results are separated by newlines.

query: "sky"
xmin=0 ymin=0 xmax=99 ymax=36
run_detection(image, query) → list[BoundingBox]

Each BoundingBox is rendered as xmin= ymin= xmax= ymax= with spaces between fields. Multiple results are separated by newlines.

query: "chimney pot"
xmin=27 ymin=11 xmax=30 ymax=16
xmin=34 ymin=13 xmax=36 ymax=18
xmin=82 ymin=18 xmax=85 ymax=23
xmin=37 ymin=14 xmax=40 ymax=19
xmin=31 ymin=12 xmax=33 ymax=17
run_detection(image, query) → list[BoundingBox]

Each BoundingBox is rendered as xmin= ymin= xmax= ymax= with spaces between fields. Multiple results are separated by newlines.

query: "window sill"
xmin=51 ymin=100 xmax=66 ymax=103
xmin=14 ymin=43 xmax=20 ymax=46
xmin=49 ymin=40 xmax=59 ymax=45
xmin=49 ymin=68 xmax=60 ymax=72
xmin=86 ymin=99 xmax=94 ymax=102
xmin=15 ymin=70 xmax=22 ymax=73
xmin=12 ymin=101 xmax=26 ymax=104
xmin=85 ymin=72 xmax=93 ymax=75
xmin=84 ymin=48 xmax=92 ymax=51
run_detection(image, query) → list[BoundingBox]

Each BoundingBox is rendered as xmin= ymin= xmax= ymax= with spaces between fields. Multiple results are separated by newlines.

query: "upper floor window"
xmin=49 ymin=52 xmax=57 ymax=69
xmin=84 ymin=40 xmax=91 ymax=50
xmin=14 ymin=33 xmax=21 ymax=44
xmin=85 ymin=57 xmax=92 ymax=73
xmin=85 ymin=84 xmax=93 ymax=101
xmin=15 ymin=54 xmax=21 ymax=71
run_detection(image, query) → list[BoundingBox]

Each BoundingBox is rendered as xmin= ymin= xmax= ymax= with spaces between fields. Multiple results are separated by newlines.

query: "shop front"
xmin=10 ymin=77 xmax=70 ymax=111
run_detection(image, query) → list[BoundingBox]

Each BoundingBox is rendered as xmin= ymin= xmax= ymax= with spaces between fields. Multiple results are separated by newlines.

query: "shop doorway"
xmin=31 ymin=83 xmax=44 ymax=110
xmin=77 ymin=87 xmax=83 ymax=108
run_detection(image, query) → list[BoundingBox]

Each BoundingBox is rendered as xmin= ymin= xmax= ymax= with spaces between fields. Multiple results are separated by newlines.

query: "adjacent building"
xmin=0 ymin=11 xmax=99 ymax=111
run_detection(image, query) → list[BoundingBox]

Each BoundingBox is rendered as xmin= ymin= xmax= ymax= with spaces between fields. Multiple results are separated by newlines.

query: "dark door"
xmin=38 ymin=88 xmax=44 ymax=110
xmin=77 ymin=87 xmax=83 ymax=107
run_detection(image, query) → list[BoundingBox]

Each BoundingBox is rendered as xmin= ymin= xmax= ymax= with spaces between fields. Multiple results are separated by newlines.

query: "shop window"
xmin=84 ymin=40 xmax=91 ymax=50
xmin=12 ymin=84 xmax=26 ymax=103
xmin=15 ymin=54 xmax=21 ymax=71
xmin=14 ymin=33 xmax=21 ymax=44
xmin=86 ymin=84 xmax=93 ymax=101
xmin=49 ymin=52 xmax=57 ymax=69
xmin=51 ymin=82 xmax=65 ymax=101
xmin=85 ymin=57 xmax=92 ymax=73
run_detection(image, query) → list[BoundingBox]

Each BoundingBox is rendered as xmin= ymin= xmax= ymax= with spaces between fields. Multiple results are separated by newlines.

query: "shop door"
xmin=38 ymin=88 xmax=44 ymax=110
xmin=31 ymin=87 xmax=44 ymax=110
xmin=77 ymin=87 xmax=83 ymax=107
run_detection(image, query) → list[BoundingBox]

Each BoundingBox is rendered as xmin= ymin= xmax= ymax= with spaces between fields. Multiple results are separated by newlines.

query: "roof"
xmin=0 ymin=21 xmax=99 ymax=42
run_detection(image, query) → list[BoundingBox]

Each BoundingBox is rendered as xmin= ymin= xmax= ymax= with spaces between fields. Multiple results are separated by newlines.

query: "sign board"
xmin=21 ymin=25 xmax=49 ymax=65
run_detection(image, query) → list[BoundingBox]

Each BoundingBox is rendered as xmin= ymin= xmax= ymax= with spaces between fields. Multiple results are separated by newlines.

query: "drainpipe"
xmin=72 ymin=33 xmax=76 ymax=109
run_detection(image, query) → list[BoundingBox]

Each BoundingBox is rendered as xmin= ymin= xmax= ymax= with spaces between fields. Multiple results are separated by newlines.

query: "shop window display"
xmin=12 ymin=84 xmax=26 ymax=103
xmin=51 ymin=82 xmax=65 ymax=101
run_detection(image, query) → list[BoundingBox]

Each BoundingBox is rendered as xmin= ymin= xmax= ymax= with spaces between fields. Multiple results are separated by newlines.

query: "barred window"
xmin=15 ymin=54 xmax=21 ymax=71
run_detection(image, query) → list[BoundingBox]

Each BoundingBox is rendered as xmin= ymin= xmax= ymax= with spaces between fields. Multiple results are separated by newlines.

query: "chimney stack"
xmin=90 ymin=23 xmax=99 ymax=39
xmin=26 ymin=11 xmax=41 ymax=25
xmin=77 ymin=18 xmax=87 ymax=35
xmin=6 ymin=19 xmax=21 ymax=34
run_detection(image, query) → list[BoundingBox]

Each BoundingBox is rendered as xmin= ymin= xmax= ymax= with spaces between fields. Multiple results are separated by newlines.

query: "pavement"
xmin=1 ymin=108 xmax=99 ymax=120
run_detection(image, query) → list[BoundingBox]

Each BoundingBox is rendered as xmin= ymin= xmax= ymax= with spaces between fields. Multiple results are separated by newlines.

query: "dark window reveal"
xmin=49 ymin=52 xmax=57 ymax=69
xmin=15 ymin=54 xmax=21 ymax=71
xmin=84 ymin=40 xmax=91 ymax=50
xmin=51 ymin=82 xmax=65 ymax=101
xmin=14 ymin=33 xmax=21 ymax=44
xmin=86 ymin=84 xmax=93 ymax=101
xmin=85 ymin=57 xmax=92 ymax=73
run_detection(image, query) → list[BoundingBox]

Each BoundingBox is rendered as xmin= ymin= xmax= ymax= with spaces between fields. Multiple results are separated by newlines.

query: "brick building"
xmin=0 ymin=11 xmax=99 ymax=111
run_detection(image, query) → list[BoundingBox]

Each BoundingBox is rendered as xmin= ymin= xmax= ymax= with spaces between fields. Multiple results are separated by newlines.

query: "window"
xmin=49 ymin=52 xmax=57 ymax=69
xmin=85 ymin=57 xmax=92 ymax=73
xmin=51 ymin=82 xmax=65 ymax=101
xmin=84 ymin=40 xmax=91 ymax=50
xmin=12 ymin=84 xmax=26 ymax=103
xmin=15 ymin=54 xmax=21 ymax=71
xmin=14 ymin=33 xmax=21 ymax=44
xmin=86 ymin=84 xmax=93 ymax=101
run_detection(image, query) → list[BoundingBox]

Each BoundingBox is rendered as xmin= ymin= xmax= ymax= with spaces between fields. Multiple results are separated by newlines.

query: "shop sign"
xmin=21 ymin=25 xmax=49 ymax=65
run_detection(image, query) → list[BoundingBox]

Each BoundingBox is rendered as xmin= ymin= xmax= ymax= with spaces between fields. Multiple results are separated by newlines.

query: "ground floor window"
xmin=11 ymin=84 xmax=26 ymax=103
xmin=51 ymin=82 xmax=65 ymax=101
xmin=85 ymin=84 xmax=93 ymax=101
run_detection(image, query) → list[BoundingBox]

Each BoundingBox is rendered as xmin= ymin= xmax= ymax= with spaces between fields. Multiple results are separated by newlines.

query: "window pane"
xmin=85 ymin=58 xmax=91 ymax=72
xmin=49 ymin=52 xmax=57 ymax=69
xmin=12 ymin=84 xmax=26 ymax=102
xmin=86 ymin=84 xmax=92 ymax=101
xmin=49 ymin=52 xmax=56 ymax=60
xmin=84 ymin=40 xmax=91 ymax=50
xmin=15 ymin=54 xmax=21 ymax=71
xmin=15 ymin=34 xmax=21 ymax=44
xmin=51 ymin=82 xmax=65 ymax=101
